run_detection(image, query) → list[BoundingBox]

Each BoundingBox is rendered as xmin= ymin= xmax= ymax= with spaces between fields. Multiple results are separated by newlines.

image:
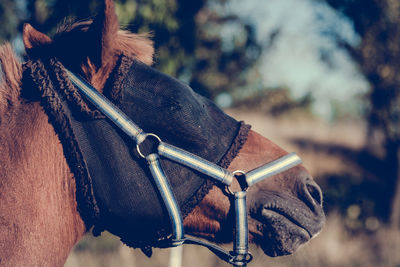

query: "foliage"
xmin=324 ymin=0 xmax=400 ymax=148
xmin=324 ymin=0 xmax=400 ymax=225
xmin=0 ymin=0 xmax=261 ymax=101
xmin=235 ymin=88 xmax=312 ymax=116
xmin=0 ymin=0 xmax=23 ymax=43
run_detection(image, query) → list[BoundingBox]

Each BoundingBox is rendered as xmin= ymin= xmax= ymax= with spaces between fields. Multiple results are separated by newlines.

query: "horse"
xmin=0 ymin=0 xmax=325 ymax=266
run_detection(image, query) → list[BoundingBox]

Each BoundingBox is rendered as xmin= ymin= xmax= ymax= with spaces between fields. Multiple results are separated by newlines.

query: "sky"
xmin=218 ymin=0 xmax=369 ymax=119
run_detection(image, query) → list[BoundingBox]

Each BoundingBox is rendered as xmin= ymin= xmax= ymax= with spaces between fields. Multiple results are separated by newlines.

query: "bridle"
xmin=67 ymin=70 xmax=302 ymax=267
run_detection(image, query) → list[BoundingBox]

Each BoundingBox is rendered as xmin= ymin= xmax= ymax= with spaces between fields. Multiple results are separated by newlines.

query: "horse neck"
xmin=0 ymin=101 xmax=85 ymax=266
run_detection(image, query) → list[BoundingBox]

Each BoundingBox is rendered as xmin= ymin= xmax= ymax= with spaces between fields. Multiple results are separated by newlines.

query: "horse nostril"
xmin=297 ymin=171 xmax=322 ymax=212
xmin=306 ymin=181 xmax=323 ymax=206
xmin=297 ymin=172 xmax=324 ymax=211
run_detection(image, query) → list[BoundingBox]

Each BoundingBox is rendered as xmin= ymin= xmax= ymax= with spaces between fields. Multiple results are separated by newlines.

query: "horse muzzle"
xmin=248 ymin=169 xmax=325 ymax=256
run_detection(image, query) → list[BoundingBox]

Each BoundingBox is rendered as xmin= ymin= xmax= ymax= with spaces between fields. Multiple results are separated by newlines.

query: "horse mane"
xmin=0 ymin=43 xmax=22 ymax=115
xmin=54 ymin=20 xmax=154 ymax=66
xmin=49 ymin=19 xmax=154 ymax=90
xmin=0 ymin=18 xmax=153 ymax=116
xmin=114 ymin=30 xmax=154 ymax=65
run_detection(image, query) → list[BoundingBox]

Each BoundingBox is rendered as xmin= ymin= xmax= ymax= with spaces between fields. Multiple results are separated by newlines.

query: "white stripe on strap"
xmin=146 ymin=154 xmax=184 ymax=243
xmin=158 ymin=142 xmax=234 ymax=186
xmin=67 ymin=70 xmax=146 ymax=143
xmin=234 ymin=191 xmax=248 ymax=256
xmin=246 ymin=153 xmax=302 ymax=187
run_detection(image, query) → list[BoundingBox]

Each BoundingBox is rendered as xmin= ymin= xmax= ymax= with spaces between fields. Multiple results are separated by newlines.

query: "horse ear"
xmin=89 ymin=0 xmax=119 ymax=68
xmin=22 ymin=24 xmax=52 ymax=51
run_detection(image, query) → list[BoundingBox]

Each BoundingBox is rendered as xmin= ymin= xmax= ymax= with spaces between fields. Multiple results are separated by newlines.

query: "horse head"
xmin=0 ymin=0 xmax=325 ymax=265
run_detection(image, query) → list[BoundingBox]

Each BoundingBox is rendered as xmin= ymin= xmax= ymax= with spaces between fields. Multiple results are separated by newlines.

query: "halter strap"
xmin=67 ymin=70 xmax=302 ymax=267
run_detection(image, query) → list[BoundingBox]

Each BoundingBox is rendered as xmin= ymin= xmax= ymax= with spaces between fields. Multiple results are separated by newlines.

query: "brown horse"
xmin=0 ymin=0 xmax=325 ymax=266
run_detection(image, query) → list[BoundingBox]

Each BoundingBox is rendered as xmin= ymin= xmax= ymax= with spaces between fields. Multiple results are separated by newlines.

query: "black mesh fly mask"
xmin=23 ymin=54 xmax=248 ymax=244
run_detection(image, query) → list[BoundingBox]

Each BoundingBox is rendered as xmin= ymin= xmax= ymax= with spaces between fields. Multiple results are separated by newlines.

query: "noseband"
xmin=67 ymin=71 xmax=302 ymax=267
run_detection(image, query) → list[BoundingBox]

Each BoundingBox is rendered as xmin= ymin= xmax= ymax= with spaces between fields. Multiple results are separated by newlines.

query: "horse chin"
xmin=248 ymin=195 xmax=326 ymax=257
xmin=251 ymin=210 xmax=311 ymax=257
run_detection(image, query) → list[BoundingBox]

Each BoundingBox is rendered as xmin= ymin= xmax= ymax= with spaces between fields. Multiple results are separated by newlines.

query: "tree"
xmin=325 ymin=0 xmax=400 ymax=226
xmin=0 ymin=0 xmax=260 ymax=101
xmin=0 ymin=0 xmax=23 ymax=43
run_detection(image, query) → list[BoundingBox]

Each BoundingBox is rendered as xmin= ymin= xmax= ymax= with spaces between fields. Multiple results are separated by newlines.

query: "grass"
xmin=65 ymin=214 xmax=400 ymax=267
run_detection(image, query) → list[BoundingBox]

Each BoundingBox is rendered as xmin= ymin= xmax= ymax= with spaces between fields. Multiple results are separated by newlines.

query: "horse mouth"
xmin=250 ymin=203 xmax=321 ymax=257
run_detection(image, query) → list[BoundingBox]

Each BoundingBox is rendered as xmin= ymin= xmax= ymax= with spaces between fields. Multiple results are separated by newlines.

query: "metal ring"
xmin=245 ymin=252 xmax=253 ymax=262
xmin=233 ymin=170 xmax=246 ymax=176
xmin=229 ymin=251 xmax=253 ymax=266
xmin=225 ymin=170 xmax=247 ymax=195
xmin=225 ymin=185 xmax=235 ymax=196
xmin=229 ymin=252 xmax=253 ymax=264
xmin=136 ymin=133 xmax=162 ymax=158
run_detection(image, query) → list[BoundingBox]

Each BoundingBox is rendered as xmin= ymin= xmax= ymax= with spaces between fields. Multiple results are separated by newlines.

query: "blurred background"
xmin=2 ymin=0 xmax=400 ymax=266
